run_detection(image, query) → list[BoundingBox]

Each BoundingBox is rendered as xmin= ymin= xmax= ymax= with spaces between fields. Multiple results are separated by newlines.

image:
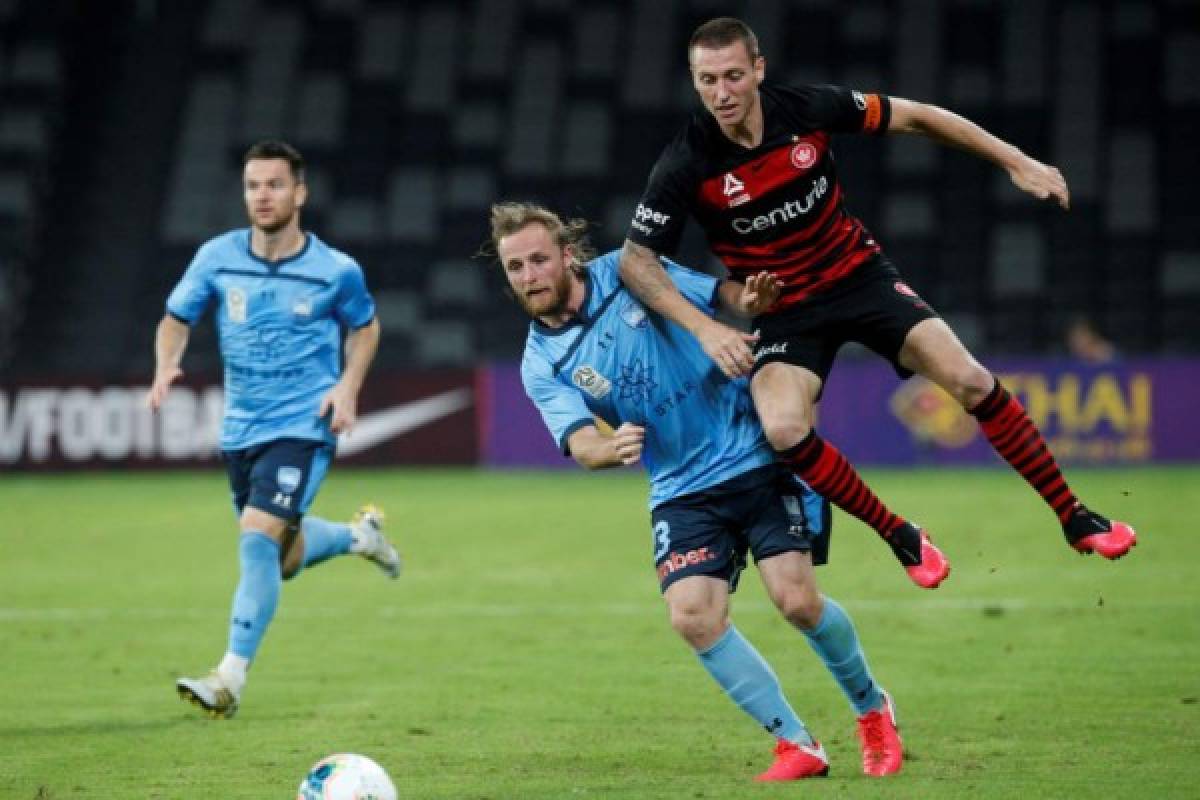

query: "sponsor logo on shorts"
xmin=893 ymin=281 xmax=928 ymax=309
xmin=276 ymin=466 xmax=302 ymax=494
xmin=572 ymin=365 xmax=612 ymax=399
xmin=790 ymin=142 xmax=818 ymax=171
xmin=754 ymin=342 xmax=788 ymax=361
xmin=781 ymin=494 xmax=809 ymax=537
xmin=657 ymin=546 xmax=717 ymax=580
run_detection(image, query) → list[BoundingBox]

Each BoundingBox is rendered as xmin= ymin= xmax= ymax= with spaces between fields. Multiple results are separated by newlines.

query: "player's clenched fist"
xmin=611 ymin=422 xmax=646 ymax=466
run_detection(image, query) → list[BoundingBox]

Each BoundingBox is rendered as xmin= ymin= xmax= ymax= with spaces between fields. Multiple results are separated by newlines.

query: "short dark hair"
xmin=243 ymin=139 xmax=306 ymax=183
xmin=689 ymin=17 xmax=760 ymax=60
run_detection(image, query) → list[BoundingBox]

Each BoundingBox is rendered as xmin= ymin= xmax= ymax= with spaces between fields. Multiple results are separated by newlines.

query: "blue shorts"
xmin=222 ymin=438 xmax=333 ymax=522
xmin=650 ymin=464 xmax=832 ymax=593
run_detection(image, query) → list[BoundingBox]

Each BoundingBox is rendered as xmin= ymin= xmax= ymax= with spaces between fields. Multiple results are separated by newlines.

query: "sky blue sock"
xmin=227 ymin=532 xmax=281 ymax=661
xmin=697 ymin=624 xmax=813 ymax=745
xmin=299 ymin=516 xmax=354 ymax=570
xmin=803 ymin=597 xmax=883 ymax=716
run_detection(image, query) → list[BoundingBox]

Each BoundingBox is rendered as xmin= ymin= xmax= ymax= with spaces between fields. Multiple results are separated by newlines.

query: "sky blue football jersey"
xmin=166 ymin=229 xmax=375 ymax=451
xmin=522 ymin=250 xmax=774 ymax=509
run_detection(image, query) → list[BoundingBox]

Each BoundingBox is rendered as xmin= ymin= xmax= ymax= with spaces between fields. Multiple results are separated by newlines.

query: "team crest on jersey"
xmin=722 ymin=172 xmax=751 ymax=207
xmin=852 ymin=90 xmax=868 ymax=111
xmin=572 ymin=365 xmax=612 ymax=399
xmin=226 ymin=287 xmax=247 ymax=323
xmin=292 ymin=298 xmax=313 ymax=317
xmin=276 ymin=466 xmax=302 ymax=495
xmin=790 ymin=142 xmax=818 ymax=171
xmin=621 ymin=303 xmax=648 ymax=329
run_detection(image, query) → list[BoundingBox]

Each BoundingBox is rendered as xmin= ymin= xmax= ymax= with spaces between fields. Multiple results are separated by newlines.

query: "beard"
xmin=248 ymin=207 xmax=296 ymax=234
xmin=517 ymin=270 xmax=574 ymax=319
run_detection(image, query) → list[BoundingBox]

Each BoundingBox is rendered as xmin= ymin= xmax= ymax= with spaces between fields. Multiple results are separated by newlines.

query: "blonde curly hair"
xmin=484 ymin=202 xmax=596 ymax=276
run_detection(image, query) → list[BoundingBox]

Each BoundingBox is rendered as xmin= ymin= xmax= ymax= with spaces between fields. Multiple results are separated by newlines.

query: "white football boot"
xmin=176 ymin=671 xmax=240 ymax=719
xmin=352 ymin=504 xmax=402 ymax=579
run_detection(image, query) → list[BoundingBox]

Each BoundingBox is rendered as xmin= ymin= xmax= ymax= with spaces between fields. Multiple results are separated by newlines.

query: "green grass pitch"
xmin=1 ymin=465 xmax=1197 ymax=798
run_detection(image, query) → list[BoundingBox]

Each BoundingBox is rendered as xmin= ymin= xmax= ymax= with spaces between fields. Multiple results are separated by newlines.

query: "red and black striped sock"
xmin=780 ymin=431 xmax=907 ymax=539
xmin=970 ymin=379 xmax=1079 ymax=523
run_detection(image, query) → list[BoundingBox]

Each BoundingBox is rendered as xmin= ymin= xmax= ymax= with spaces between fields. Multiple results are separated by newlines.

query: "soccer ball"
xmin=296 ymin=753 xmax=397 ymax=800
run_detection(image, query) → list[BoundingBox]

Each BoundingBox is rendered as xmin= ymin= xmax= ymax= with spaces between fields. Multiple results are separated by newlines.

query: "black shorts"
xmin=752 ymin=256 xmax=938 ymax=387
xmin=650 ymin=465 xmax=832 ymax=593
xmin=222 ymin=438 xmax=334 ymax=522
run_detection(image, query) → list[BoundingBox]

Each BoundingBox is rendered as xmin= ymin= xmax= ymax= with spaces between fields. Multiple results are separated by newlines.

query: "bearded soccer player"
xmin=146 ymin=140 xmax=401 ymax=718
xmin=618 ymin=17 xmax=1135 ymax=589
xmin=493 ymin=201 xmax=904 ymax=780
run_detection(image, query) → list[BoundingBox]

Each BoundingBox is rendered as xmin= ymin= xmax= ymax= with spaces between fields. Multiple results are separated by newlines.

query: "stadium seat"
xmin=1 ymin=0 xmax=1196 ymax=374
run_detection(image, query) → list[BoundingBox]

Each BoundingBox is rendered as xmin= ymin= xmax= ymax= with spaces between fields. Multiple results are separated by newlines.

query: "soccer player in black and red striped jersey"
xmin=619 ymin=17 xmax=1136 ymax=589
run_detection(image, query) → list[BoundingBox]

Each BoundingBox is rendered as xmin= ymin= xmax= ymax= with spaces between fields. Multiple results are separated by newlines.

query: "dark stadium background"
xmin=2 ymin=7 xmax=1196 ymax=797
xmin=1 ymin=0 xmax=1198 ymax=470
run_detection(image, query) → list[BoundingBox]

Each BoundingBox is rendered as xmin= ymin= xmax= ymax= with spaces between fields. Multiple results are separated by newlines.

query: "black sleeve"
xmin=775 ymin=83 xmax=891 ymax=136
xmin=625 ymin=130 xmax=699 ymax=256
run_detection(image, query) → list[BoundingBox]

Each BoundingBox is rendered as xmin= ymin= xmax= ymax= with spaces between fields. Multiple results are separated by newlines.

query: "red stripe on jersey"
xmin=717 ymin=215 xmax=852 ymax=270
xmin=721 ymin=238 xmax=878 ymax=307
xmin=772 ymin=223 xmax=859 ymax=275
xmin=774 ymin=250 xmax=878 ymax=307
xmin=697 ymin=133 xmax=829 ymax=211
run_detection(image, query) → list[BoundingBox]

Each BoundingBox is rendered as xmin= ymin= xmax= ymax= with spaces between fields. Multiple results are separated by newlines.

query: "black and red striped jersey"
xmin=627 ymin=83 xmax=891 ymax=311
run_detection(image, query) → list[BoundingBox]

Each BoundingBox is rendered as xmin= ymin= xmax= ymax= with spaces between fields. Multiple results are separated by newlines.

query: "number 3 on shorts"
xmin=653 ymin=520 xmax=671 ymax=560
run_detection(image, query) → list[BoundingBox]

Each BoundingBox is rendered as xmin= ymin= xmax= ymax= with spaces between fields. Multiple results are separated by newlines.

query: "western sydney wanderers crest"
xmin=791 ymin=141 xmax=818 ymax=171
xmin=572 ymin=365 xmax=612 ymax=399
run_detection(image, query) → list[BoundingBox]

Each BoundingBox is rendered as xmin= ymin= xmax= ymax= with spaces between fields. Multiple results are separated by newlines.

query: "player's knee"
xmin=936 ymin=361 xmax=993 ymax=409
xmin=773 ymin=587 xmax=823 ymax=630
xmin=669 ymin=600 xmax=724 ymax=648
xmin=760 ymin=415 xmax=813 ymax=451
xmin=952 ymin=366 xmax=995 ymax=409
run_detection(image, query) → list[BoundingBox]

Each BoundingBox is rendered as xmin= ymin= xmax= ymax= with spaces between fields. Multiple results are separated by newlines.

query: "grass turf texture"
xmin=1 ymin=466 xmax=1196 ymax=799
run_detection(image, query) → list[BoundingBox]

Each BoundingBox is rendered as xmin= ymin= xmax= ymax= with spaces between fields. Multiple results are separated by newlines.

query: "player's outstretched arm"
xmin=567 ymin=422 xmax=646 ymax=470
xmin=321 ymin=316 xmax=381 ymax=434
xmin=619 ymin=240 xmax=758 ymax=378
xmin=145 ymin=314 xmax=190 ymax=410
xmin=888 ymin=97 xmax=1070 ymax=210
xmin=718 ymin=271 xmax=783 ymax=318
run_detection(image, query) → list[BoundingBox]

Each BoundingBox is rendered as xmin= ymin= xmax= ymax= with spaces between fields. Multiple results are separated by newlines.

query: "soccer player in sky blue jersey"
xmin=492 ymin=202 xmax=904 ymax=781
xmin=146 ymin=140 xmax=401 ymax=719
